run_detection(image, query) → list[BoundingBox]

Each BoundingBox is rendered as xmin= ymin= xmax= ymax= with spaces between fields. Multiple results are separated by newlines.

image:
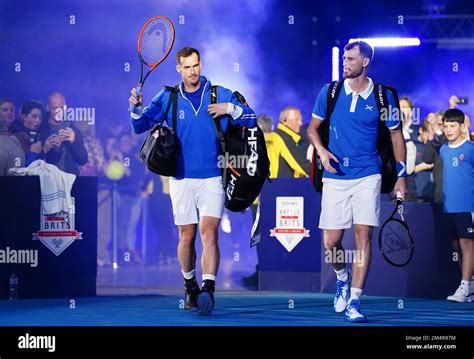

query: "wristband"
xmin=396 ymin=161 xmax=407 ymax=178
xmin=226 ymin=103 xmax=243 ymax=119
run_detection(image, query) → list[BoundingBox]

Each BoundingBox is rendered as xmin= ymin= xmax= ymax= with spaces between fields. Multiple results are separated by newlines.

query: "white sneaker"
xmin=447 ymin=286 xmax=472 ymax=303
xmin=345 ymin=299 xmax=368 ymax=323
xmin=334 ymin=270 xmax=351 ymax=313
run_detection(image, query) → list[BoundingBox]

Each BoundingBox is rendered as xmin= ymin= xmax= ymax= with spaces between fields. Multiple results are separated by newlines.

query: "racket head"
xmin=137 ymin=16 xmax=175 ymax=68
xmin=378 ymin=218 xmax=414 ymax=267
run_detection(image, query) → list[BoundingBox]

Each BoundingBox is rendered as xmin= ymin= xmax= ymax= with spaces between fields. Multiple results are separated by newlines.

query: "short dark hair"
xmin=442 ymin=108 xmax=465 ymax=124
xmin=344 ymin=41 xmax=374 ymax=62
xmin=399 ymin=96 xmax=414 ymax=110
xmin=20 ymin=100 xmax=43 ymax=116
xmin=176 ymin=47 xmax=200 ymax=65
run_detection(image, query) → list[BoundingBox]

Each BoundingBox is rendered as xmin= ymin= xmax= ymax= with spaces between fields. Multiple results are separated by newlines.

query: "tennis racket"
xmin=128 ymin=16 xmax=175 ymax=113
xmin=378 ymin=192 xmax=414 ymax=267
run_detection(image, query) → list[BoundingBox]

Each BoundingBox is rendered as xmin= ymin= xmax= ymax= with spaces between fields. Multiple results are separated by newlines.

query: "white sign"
xmin=33 ymin=198 xmax=82 ymax=256
xmin=270 ymin=196 xmax=309 ymax=252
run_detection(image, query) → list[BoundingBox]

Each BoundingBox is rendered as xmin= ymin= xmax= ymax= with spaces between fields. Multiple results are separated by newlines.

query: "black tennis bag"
xmin=311 ymin=81 xmax=399 ymax=194
xmin=210 ymin=86 xmax=270 ymax=212
xmin=138 ymin=85 xmax=179 ymax=176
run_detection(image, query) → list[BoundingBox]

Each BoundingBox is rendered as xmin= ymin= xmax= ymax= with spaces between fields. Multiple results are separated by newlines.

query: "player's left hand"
xmin=394 ymin=177 xmax=407 ymax=200
xmin=208 ymin=103 xmax=229 ymax=119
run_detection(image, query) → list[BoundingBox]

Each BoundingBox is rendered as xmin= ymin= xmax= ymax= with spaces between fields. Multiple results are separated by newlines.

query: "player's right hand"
xmin=318 ymin=147 xmax=339 ymax=174
xmin=129 ymin=88 xmax=143 ymax=107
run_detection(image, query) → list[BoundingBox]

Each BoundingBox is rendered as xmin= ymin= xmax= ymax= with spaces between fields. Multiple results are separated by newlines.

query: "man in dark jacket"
xmin=40 ymin=92 xmax=87 ymax=175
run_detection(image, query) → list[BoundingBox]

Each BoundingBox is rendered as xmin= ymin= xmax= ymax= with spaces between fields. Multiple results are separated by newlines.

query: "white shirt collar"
xmin=344 ymin=77 xmax=374 ymax=100
xmin=448 ymin=138 xmax=468 ymax=149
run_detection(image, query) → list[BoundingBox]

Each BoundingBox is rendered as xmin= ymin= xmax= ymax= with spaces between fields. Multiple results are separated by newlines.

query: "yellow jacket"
xmin=266 ymin=123 xmax=309 ymax=179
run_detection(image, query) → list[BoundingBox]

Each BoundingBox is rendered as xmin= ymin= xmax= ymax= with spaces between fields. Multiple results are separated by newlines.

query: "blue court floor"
xmin=2 ymin=289 xmax=473 ymax=326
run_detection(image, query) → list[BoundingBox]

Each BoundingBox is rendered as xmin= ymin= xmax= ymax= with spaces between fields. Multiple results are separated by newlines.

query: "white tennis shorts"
xmin=169 ymin=176 xmax=225 ymax=225
xmin=319 ymin=174 xmax=381 ymax=230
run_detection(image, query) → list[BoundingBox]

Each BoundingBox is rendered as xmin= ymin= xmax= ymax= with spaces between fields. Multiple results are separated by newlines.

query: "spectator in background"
xmin=400 ymin=97 xmax=418 ymax=200
xmin=0 ymin=98 xmax=15 ymax=135
xmin=413 ymin=118 xmax=435 ymax=202
xmin=449 ymin=95 xmax=473 ymax=140
xmin=0 ymin=133 xmax=26 ymax=175
xmin=400 ymin=96 xmax=419 ymax=142
xmin=75 ymin=121 xmax=106 ymax=177
xmin=266 ymin=106 xmax=310 ymax=178
xmin=10 ymin=101 xmax=44 ymax=165
xmin=116 ymin=132 xmax=148 ymax=264
xmin=40 ymin=92 xmax=88 ymax=175
xmin=423 ymin=110 xmax=448 ymax=203
xmin=440 ymin=109 xmax=474 ymax=302
xmin=97 ymin=136 xmax=123 ymax=267
xmin=242 ymin=114 xmax=274 ymax=289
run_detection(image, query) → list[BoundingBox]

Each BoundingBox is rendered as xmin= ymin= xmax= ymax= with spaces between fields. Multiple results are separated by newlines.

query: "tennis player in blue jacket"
xmin=129 ymin=47 xmax=256 ymax=315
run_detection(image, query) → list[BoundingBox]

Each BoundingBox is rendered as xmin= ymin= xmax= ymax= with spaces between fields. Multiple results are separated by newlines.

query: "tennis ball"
xmin=105 ymin=160 xmax=125 ymax=180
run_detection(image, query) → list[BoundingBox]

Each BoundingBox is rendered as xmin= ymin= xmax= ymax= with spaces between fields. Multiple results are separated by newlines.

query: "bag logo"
xmin=247 ymin=128 xmax=258 ymax=176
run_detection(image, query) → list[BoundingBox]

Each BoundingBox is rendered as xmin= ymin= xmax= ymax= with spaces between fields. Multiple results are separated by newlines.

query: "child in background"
xmin=440 ymin=109 xmax=474 ymax=302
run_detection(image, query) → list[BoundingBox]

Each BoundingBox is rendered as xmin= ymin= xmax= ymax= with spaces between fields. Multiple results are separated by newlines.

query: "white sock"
xmin=182 ymin=269 xmax=196 ymax=280
xmin=202 ymin=274 xmax=216 ymax=282
xmin=349 ymin=287 xmax=363 ymax=302
xmin=460 ymin=280 xmax=470 ymax=294
xmin=335 ymin=268 xmax=348 ymax=282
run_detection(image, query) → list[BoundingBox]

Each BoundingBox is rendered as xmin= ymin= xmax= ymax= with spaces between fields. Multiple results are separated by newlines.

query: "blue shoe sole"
xmin=198 ymin=292 xmax=214 ymax=316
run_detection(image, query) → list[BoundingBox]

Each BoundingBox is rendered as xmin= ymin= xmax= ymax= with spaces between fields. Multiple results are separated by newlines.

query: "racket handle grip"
xmin=128 ymin=84 xmax=143 ymax=113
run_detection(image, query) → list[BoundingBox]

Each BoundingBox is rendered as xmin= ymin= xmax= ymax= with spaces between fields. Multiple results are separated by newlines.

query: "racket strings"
xmin=139 ymin=18 xmax=173 ymax=65
xmin=380 ymin=220 xmax=412 ymax=265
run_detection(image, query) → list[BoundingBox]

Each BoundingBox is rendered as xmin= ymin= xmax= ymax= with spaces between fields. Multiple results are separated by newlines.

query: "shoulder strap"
xmin=210 ymin=85 xmax=226 ymax=154
xmin=162 ymin=85 xmax=179 ymax=131
xmin=233 ymin=91 xmax=248 ymax=106
xmin=374 ymin=83 xmax=402 ymax=130
xmin=321 ymin=80 xmax=343 ymax=147
xmin=325 ymin=80 xmax=344 ymax=120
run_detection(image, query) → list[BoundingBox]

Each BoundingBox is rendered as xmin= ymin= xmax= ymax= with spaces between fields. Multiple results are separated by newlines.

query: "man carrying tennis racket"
xmin=128 ymin=47 xmax=256 ymax=316
xmin=307 ymin=41 xmax=407 ymax=322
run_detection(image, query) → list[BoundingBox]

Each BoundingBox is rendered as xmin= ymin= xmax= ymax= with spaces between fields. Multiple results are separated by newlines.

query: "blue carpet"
xmin=2 ymin=292 xmax=473 ymax=326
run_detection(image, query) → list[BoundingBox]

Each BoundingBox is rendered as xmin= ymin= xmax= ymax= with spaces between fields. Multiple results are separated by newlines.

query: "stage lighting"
xmin=332 ymin=47 xmax=340 ymax=81
xmin=348 ymin=37 xmax=421 ymax=47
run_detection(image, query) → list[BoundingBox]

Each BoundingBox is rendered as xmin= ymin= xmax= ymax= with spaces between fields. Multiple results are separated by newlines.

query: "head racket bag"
xmin=210 ymin=86 xmax=270 ymax=212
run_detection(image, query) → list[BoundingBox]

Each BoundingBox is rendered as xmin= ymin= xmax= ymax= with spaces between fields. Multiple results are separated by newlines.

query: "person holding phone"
xmin=40 ymin=92 xmax=88 ymax=175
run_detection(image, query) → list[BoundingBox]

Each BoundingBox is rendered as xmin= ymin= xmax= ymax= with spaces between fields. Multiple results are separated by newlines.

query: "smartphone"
xmin=457 ymin=97 xmax=468 ymax=105
xmin=50 ymin=121 xmax=70 ymax=135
